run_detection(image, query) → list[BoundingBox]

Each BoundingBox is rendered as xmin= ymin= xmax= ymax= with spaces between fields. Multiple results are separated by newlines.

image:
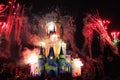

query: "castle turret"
xmin=58 ymin=47 xmax=66 ymax=73
xmin=45 ymin=47 xmax=58 ymax=76
xmin=59 ymin=47 xmax=65 ymax=59
xmin=38 ymin=47 xmax=45 ymax=76
xmin=47 ymin=47 xmax=55 ymax=60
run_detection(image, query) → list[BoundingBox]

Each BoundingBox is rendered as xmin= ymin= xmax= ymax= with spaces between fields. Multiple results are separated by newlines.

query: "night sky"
xmin=21 ymin=0 xmax=120 ymax=49
xmin=1 ymin=0 xmax=120 ymax=53
xmin=1 ymin=0 xmax=120 ymax=30
xmin=29 ymin=0 xmax=120 ymax=30
xmin=25 ymin=0 xmax=120 ymax=51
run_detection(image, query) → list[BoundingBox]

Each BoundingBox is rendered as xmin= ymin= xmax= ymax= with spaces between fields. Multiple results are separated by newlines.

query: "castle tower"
xmin=38 ymin=47 xmax=45 ymax=76
xmin=58 ymin=47 xmax=66 ymax=73
xmin=47 ymin=47 xmax=55 ymax=59
xmin=45 ymin=47 xmax=58 ymax=76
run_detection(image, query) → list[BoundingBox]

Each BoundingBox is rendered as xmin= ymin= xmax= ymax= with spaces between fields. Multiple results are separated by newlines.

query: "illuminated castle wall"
xmin=38 ymin=46 xmax=72 ymax=76
xmin=30 ymin=45 xmax=83 ymax=77
xmin=30 ymin=35 xmax=83 ymax=77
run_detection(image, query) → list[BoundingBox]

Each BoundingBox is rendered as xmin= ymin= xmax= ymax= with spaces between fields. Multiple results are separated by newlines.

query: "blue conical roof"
xmin=40 ymin=47 xmax=43 ymax=55
xmin=59 ymin=47 xmax=64 ymax=55
xmin=39 ymin=47 xmax=44 ymax=59
xmin=48 ymin=47 xmax=55 ymax=59
xmin=59 ymin=47 xmax=65 ymax=59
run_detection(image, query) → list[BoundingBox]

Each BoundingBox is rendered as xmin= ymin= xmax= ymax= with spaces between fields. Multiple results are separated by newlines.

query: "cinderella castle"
xmin=29 ymin=10 xmax=83 ymax=77
xmin=37 ymin=46 xmax=72 ymax=76
xmin=30 ymin=20 xmax=83 ymax=77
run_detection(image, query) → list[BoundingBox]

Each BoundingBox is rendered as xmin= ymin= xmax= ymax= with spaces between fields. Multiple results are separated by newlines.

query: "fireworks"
xmin=72 ymin=58 xmax=83 ymax=77
xmin=82 ymin=13 xmax=119 ymax=56
xmin=111 ymin=31 xmax=120 ymax=44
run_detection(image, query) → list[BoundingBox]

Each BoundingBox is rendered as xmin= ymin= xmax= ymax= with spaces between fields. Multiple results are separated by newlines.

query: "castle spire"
xmin=47 ymin=47 xmax=55 ymax=59
xmin=59 ymin=47 xmax=65 ymax=59
xmin=38 ymin=47 xmax=44 ymax=59
xmin=38 ymin=46 xmax=45 ymax=76
xmin=40 ymin=47 xmax=43 ymax=55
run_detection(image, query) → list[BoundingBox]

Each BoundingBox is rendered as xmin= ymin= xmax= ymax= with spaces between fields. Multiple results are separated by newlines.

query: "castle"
xmin=29 ymin=11 xmax=83 ymax=76
xmin=30 ymin=43 xmax=83 ymax=77
xmin=38 ymin=46 xmax=72 ymax=76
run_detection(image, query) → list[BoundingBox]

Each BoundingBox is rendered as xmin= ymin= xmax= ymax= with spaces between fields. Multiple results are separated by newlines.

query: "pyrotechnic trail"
xmin=82 ymin=13 xmax=119 ymax=58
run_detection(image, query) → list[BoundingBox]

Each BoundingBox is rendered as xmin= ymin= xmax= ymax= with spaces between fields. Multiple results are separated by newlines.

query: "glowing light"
xmin=2 ymin=22 xmax=7 ymax=29
xmin=59 ymin=41 xmax=67 ymax=55
xmin=22 ymin=48 xmax=39 ymax=76
xmin=0 ymin=22 xmax=7 ymax=29
xmin=0 ymin=22 xmax=3 ymax=25
xmin=50 ymin=56 xmax=53 ymax=59
xmin=82 ymin=13 xmax=118 ymax=55
xmin=59 ymin=41 xmax=66 ymax=47
xmin=46 ymin=21 xmax=56 ymax=34
xmin=27 ymin=53 xmax=39 ymax=76
xmin=26 ymin=53 xmax=38 ymax=65
xmin=103 ymin=20 xmax=110 ymax=30
xmin=113 ymin=39 xmax=119 ymax=44
xmin=50 ymin=33 xmax=58 ymax=42
xmin=72 ymin=58 xmax=83 ymax=77
xmin=98 ymin=20 xmax=103 ymax=27
xmin=111 ymin=32 xmax=116 ymax=40
xmin=111 ymin=31 xmax=120 ymax=44
xmin=40 ymin=41 xmax=46 ymax=47
xmin=30 ymin=63 xmax=38 ymax=76
xmin=73 ymin=59 xmax=83 ymax=67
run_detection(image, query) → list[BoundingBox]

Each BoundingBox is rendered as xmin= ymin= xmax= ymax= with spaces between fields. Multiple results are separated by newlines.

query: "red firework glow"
xmin=82 ymin=13 xmax=119 ymax=57
xmin=111 ymin=32 xmax=120 ymax=40
xmin=0 ymin=0 xmax=24 ymax=42
xmin=72 ymin=58 xmax=83 ymax=77
xmin=0 ymin=22 xmax=7 ymax=32
xmin=110 ymin=31 xmax=120 ymax=44
xmin=22 ymin=48 xmax=39 ymax=65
